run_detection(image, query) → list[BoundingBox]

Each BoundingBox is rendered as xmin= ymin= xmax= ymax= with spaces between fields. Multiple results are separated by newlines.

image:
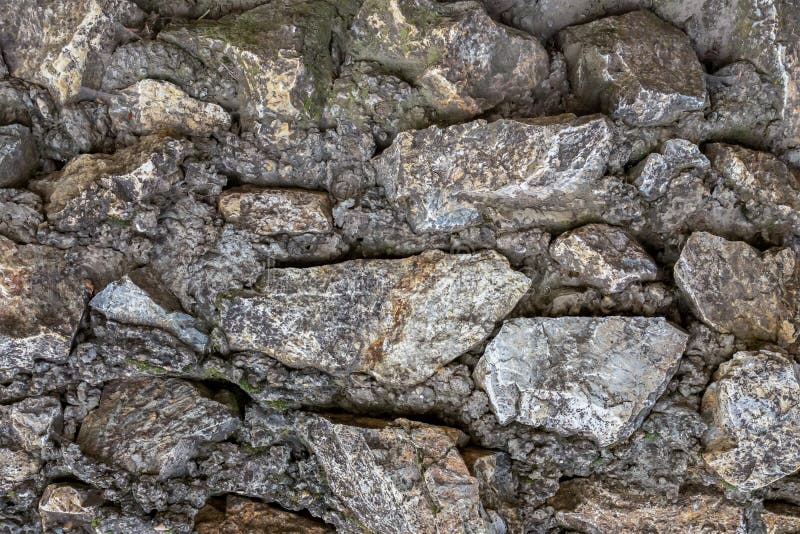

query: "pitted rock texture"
xmin=474 ymin=316 xmax=689 ymax=446
xmin=217 ymin=250 xmax=530 ymax=385
xmin=3 ymin=0 xmax=800 ymax=532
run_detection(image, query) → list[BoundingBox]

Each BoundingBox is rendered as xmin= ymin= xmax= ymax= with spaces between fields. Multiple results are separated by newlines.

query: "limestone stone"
xmin=0 ymin=237 xmax=91 ymax=373
xmin=218 ymin=186 xmax=333 ymax=236
xmin=110 ymin=79 xmax=231 ymax=137
xmin=702 ymin=350 xmax=800 ymax=491
xmin=474 ymin=316 xmax=689 ymax=446
xmin=549 ymin=223 xmax=658 ymax=293
xmin=195 ymin=495 xmax=333 ymax=534
xmin=0 ymin=0 xmax=145 ymax=104
xmin=296 ymin=414 xmax=495 ymax=534
xmin=39 ymin=483 xmax=102 ymax=532
xmin=0 ymin=124 xmax=37 ymax=188
xmin=89 ymin=272 xmax=208 ymax=351
xmin=375 ymin=114 xmax=615 ymax=233
xmin=558 ymin=10 xmax=706 ymax=126
xmin=217 ymin=249 xmax=529 ymax=386
xmin=550 ymin=477 xmax=746 ymax=533
xmin=674 ymin=232 xmax=798 ymax=344
xmin=77 ymin=378 xmax=240 ymax=478
xmin=348 ymin=0 xmax=549 ymax=121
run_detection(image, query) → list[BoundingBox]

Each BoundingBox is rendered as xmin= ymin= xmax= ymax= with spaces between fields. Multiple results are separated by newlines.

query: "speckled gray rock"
xmin=674 ymin=232 xmax=798 ymax=344
xmin=474 ymin=316 xmax=689 ymax=446
xmin=549 ymin=223 xmax=658 ymax=293
xmin=0 ymin=237 xmax=91 ymax=375
xmin=296 ymin=414 xmax=495 ymax=534
xmin=702 ymin=350 xmax=800 ymax=490
xmin=218 ymin=186 xmax=333 ymax=236
xmin=0 ymin=0 xmax=145 ymax=104
xmin=348 ymin=0 xmax=549 ymax=121
xmin=0 ymin=124 xmax=37 ymax=188
xmin=90 ymin=273 xmax=208 ymax=352
xmin=376 ymin=114 xmax=615 ymax=233
xmin=218 ymin=249 xmax=530 ymax=386
xmin=1 ymin=396 xmax=62 ymax=492
xmin=0 ymin=189 xmax=43 ymax=243
xmin=77 ymin=378 xmax=240 ymax=478
xmin=39 ymin=483 xmax=102 ymax=532
xmin=195 ymin=495 xmax=334 ymax=534
xmin=558 ymin=10 xmax=706 ymax=126
xmin=109 ymin=79 xmax=231 ymax=137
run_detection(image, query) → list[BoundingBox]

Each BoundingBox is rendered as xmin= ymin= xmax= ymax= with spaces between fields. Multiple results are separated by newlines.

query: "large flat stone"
xmin=217 ymin=249 xmax=530 ymax=386
xmin=474 ymin=316 xmax=688 ymax=446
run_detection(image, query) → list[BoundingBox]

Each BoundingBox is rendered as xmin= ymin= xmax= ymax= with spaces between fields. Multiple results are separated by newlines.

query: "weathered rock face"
xmin=474 ymin=316 xmax=689 ymax=446
xmin=0 ymin=237 xmax=91 ymax=374
xmin=549 ymin=223 xmax=658 ymax=293
xmin=0 ymin=0 xmax=145 ymax=103
xmin=674 ymin=232 xmax=798 ymax=344
xmin=762 ymin=503 xmax=800 ymax=534
xmin=702 ymin=350 xmax=800 ymax=491
xmin=39 ymin=483 xmax=102 ymax=532
xmin=0 ymin=189 xmax=43 ymax=243
xmin=549 ymin=477 xmax=746 ymax=533
xmin=195 ymin=495 xmax=334 ymax=534
xmin=218 ymin=250 xmax=530 ymax=385
xmin=348 ymin=0 xmax=549 ymax=121
xmin=218 ymin=186 xmax=333 ymax=236
xmin=0 ymin=124 xmax=37 ymax=188
xmin=1 ymin=396 xmax=62 ymax=492
xmin=558 ymin=10 xmax=706 ymax=126
xmin=109 ymin=79 xmax=231 ymax=137
xmin=77 ymin=378 xmax=240 ymax=477
xmin=297 ymin=414 xmax=494 ymax=534
xmin=376 ymin=114 xmax=615 ymax=233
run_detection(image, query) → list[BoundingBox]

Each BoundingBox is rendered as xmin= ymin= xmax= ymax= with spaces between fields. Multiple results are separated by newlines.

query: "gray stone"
xmin=296 ymin=414 xmax=496 ymax=534
xmin=39 ymin=483 xmax=102 ymax=532
xmin=474 ymin=316 xmax=689 ymax=446
xmin=217 ymin=249 xmax=530 ymax=386
xmin=0 ymin=124 xmax=37 ymax=188
xmin=558 ymin=10 xmax=706 ymax=126
xmin=0 ymin=189 xmax=43 ymax=243
xmin=348 ymin=0 xmax=549 ymax=121
xmin=90 ymin=273 xmax=208 ymax=352
xmin=375 ymin=114 xmax=615 ymax=233
xmin=549 ymin=223 xmax=658 ymax=293
xmin=674 ymin=232 xmax=798 ymax=344
xmin=218 ymin=186 xmax=333 ymax=236
xmin=77 ymin=378 xmax=240 ymax=478
xmin=702 ymin=350 xmax=800 ymax=490
xmin=0 ymin=397 xmax=61 ymax=492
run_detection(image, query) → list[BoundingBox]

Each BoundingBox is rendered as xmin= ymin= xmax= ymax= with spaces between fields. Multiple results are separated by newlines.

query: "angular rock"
xmin=549 ymin=223 xmax=658 ymax=293
xmin=558 ymin=10 xmax=706 ymax=126
xmin=702 ymin=350 xmax=800 ymax=490
xmin=218 ymin=186 xmax=333 ymax=236
xmin=30 ymin=136 xmax=186 ymax=236
xmin=77 ymin=378 xmax=240 ymax=478
xmin=109 ymin=79 xmax=231 ymax=137
xmin=0 ymin=237 xmax=91 ymax=373
xmin=674 ymin=232 xmax=798 ymax=344
xmin=0 ymin=189 xmax=43 ymax=243
xmin=297 ymin=414 xmax=494 ymax=533
xmin=217 ymin=249 xmax=529 ymax=386
xmin=348 ymin=0 xmax=549 ymax=121
xmin=0 ymin=124 xmax=37 ymax=188
xmin=550 ymin=477 xmax=746 ymax=533
xmin=39 ymin=483 xmax=102 ymax=532
xmin=474 ymin=316 xmax=689 ymax=446
xmin=0 ymin=397 xmax=61 ymax=492
xmin=762 ymin=503 xmax=800 ymax=534
xmin=89 ymin=272 xmax=208 ymax=352
xmin=158 ymin=0 xmax=346 ymax=125
xmin=195 ymin=495 xmax=333 ymax=534
xmin=376 ymin=114 xmax=615 ymax=233
xmin=0 ymin=0 xmax=145 ymax=104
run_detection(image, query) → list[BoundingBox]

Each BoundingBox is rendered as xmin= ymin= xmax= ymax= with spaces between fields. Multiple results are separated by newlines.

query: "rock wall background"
xmin=1 ymin=0 xmax=799 ymax=532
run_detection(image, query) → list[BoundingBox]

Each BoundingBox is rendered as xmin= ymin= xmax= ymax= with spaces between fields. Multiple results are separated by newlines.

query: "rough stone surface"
xmin=376 ymin=114 xmax=615 ymax=232
xmin=702 ymin=350 xmax=800 ymax=491
xmin=77 ymin=378 xmax=240 ymax=477
xmin=0 ymin=124 xmax=37 ymax=188
xmin=675 ymin=232 xmax=799 ymax=344
xmin=549 ymin=223 xmax=658 ymax=293
xmin=39 ymin=483 xmax=102 ymax=531
xmin=218 ymin=186 xmax=333 ymax=236
xmin=474 ymin=316 xmax=689 ymax=446
xmin=558 ymin=10 xmax=706 ymax=126
xmin=218 ymin=250 xmax=530 ymax=385
xmin=195 ymin=495 xmax=334 ymax=534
